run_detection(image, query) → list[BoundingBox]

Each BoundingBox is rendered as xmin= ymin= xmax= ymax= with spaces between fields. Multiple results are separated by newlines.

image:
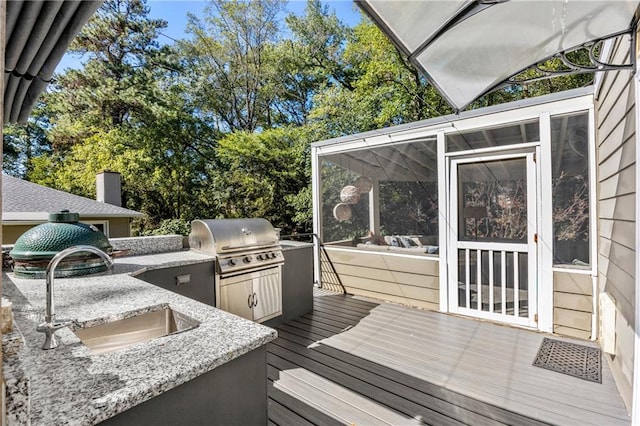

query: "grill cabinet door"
xmin=253 ymin=269 xmax=282 ymax=323
xmin=219 ymin=276 xmax=254 ymax=321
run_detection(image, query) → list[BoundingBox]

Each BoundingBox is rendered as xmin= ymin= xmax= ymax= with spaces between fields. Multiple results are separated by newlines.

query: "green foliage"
xmin=211 ymin=126 xmax=313 ymax=233
xmin=25 ymin=0 xmax=219 ymax=234
xmin=143 ymin=219 xmax=191 ymax=236
xmin=181 ymin=0 xmax=285 ymax=131
xmin=3 ymin=118 xmax=51 ymax=178
xmin=285 ymin=0 xmax=357 ymax=91
xmin=346 ymin=22 xmax=451 ymax=124
xmin=285 ymin=186 xmax=313 ymax=230
xmin=308 ymin=20 xmax=451 ymax=137
xmin=47 ymin=0 xmax=169 ymax=139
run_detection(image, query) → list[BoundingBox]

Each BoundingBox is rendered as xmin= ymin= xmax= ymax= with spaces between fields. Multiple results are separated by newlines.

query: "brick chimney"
xmin=96 ymin=171 xmax=122 ymax=207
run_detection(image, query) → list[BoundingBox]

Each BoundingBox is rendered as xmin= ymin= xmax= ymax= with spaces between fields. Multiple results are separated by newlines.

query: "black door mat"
xmin=533 ymin=337 xmax=602 ymax=383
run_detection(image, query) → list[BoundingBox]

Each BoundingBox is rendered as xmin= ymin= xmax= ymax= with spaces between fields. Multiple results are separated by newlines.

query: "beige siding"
xmin=595 ymin=35 xmax=635 ymax=411
xmin=321 ymin=247 xmax=440 ymax=310
xmin=106 ymin=218 xmax=131 ymax=238
xmin=552 ymin=326 xmax=591 ymax=340
xmin=553 ymin=307 xmax=592 ymax=333
xmin=554 ymin=291 xmax=592 ymax=312
xmin=3 ymin=225 xmax=31 ymax=245
xmin=3 ymin=217 xmax=132 ymax=244
xmin=82 ymin=216 xmax=132 ymax=238
xmin=553 ymin=271 xmax=593 ymax=339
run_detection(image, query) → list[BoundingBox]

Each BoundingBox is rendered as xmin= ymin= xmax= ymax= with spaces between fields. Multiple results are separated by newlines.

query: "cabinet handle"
xmin=253 ymin=292 xmax=258 ymax=307
xmin=175 ymin=274 xmax=190 ymax=286
xmin=248 ymin=294 xmax=253 ymax=308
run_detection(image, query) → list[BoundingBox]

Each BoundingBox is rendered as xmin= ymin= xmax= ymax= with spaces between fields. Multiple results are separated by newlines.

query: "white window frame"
xmin=80 ymin=219 xmax=110 ymax=237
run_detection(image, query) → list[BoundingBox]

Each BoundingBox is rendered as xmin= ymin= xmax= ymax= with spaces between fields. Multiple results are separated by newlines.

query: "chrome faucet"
xmin=36 ymin=245 xmax=114 ymax=350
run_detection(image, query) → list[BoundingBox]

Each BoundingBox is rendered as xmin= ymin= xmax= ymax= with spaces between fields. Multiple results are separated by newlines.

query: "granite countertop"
xmin=3 ymin=250 xmax=278 ymax=425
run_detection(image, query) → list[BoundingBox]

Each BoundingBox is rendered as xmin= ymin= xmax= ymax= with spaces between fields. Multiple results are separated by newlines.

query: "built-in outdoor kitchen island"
xmin=2 ymin=232 xmax=313 ymax=425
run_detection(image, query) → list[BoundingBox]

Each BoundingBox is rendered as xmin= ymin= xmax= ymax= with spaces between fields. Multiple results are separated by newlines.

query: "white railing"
xmin=457 ymin=242 xmax=529 ymax=322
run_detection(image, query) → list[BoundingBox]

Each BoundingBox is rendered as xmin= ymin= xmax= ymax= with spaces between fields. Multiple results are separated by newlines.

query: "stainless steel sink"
xmin=74 ymin=307 xmax=200 ymax=354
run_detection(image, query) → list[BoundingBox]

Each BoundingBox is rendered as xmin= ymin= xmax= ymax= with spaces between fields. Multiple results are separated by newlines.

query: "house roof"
xmin=358 ymin=0 xmax=637 ymax=111
xmin=2 ymin=174 xmax=143 ymax=222
xmin=4 ymin=1 xmax=104 ymax=124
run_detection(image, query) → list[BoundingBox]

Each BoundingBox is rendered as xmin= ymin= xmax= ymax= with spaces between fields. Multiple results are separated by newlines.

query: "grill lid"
xmin=9 ymin=209 xmax=113 ymax=279
xmin=189 ymin=218 xmax=279 ymax=256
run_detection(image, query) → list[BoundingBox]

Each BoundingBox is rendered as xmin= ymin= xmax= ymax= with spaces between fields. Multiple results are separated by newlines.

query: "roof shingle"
xmin=2 ymin=175 xmax=143 ymax=221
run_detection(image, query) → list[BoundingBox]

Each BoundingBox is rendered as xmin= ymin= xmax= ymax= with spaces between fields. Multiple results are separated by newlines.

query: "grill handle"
xmin=221 ymin=241 xmax=277 ymax=250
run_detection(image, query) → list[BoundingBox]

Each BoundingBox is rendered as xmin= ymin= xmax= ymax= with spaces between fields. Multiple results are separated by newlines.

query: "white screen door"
xmin=449 ymin=152 xmax=538 ymax=327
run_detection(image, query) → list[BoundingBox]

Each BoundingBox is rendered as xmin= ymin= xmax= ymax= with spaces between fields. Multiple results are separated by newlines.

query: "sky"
xmin=55 ymin=0 xmax=363 ymax=72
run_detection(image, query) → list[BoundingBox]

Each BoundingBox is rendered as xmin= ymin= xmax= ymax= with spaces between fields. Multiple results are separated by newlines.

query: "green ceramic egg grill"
xmin=10 ymin=210 xmax=113 ymax=279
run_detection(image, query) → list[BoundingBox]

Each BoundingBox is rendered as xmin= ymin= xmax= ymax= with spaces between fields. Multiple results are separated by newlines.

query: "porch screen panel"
xmin=551 ymin=112 xmax=590 ymax=266
xmin=319 ymin=138 xmax=439 ymax=254
xmin=320 ymin=159 xmax=370 ymax=244
xmin=457 ymin=158 xmax=527 ymax=243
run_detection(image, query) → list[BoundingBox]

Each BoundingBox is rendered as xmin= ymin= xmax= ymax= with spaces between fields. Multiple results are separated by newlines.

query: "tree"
xmin=211 ymin=126 xmax=313 ymax=233
xmin=307 ymin=19 xmax=451 ymax=137
xmin=44 ymin=0 xmax=169 ymax=145
xmin=181 ymin=0 xmax=285 ymax=132
xmin=25 ymin=0 xmax=219 ymax=230
xmin=285 ymin=0 xmax=357 ymax=92
xmin=2 ymin=110 xmax=51 ymax=178
xmin=346 ymin=22 xmax=451 ymax=125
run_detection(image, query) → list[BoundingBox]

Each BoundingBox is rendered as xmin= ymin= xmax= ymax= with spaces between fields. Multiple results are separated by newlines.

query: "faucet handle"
xmin=36 ymin=319 xmax=73 ymax=350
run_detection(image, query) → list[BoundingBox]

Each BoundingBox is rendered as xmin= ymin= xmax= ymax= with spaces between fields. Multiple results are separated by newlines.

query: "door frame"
xmin=447 ymin=148 xmax=540 ymax=328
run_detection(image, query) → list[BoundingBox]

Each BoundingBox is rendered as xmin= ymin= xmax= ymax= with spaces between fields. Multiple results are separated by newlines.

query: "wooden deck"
xmin=267 ymin=290 xmax=630 ymax=425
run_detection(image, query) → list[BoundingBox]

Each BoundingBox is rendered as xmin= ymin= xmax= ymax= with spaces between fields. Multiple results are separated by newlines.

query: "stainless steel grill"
xmin=189 ymin=218 xmax=283 ymax=276
xmin=189 ymin=218 xmax=283 ymax=323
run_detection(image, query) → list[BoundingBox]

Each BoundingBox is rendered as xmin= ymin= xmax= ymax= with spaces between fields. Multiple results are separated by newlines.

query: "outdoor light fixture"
xmin=333 ymin=203 xmax=353 ymax=222
xmin=354 ymin=176 xmax=373 ymax=193
xmin=340 ymin=185 xmax=361 ymax=204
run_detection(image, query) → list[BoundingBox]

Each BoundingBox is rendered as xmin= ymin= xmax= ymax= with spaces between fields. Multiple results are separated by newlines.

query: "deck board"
xmin=268 ymin=379 xmax=342 ymax=426
xmin=293 ymin=316 xmax=351 ymax=333
xmin=268 ymin=396 xmax=315 ymax=426
xmin=274 ymin=329 xmax=544 ymax=426
xmin=270 ymin=341 xmax=472 ymax=426
xmin=267 ymin=291 xmax=630 ymax=426
xmin=320 ymin=304 xmax=626 ymax=420
xmin=271 ymin=333 xmax=518 ymax=426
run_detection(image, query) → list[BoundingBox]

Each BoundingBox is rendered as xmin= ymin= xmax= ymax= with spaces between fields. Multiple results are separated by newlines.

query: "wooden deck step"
xmin=268 ymin=379 xmax=342 ymax=426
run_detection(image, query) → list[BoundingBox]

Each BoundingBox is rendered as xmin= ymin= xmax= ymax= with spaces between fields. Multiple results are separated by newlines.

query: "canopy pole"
xmin=633 ymin=19 xmax=640 ymax=425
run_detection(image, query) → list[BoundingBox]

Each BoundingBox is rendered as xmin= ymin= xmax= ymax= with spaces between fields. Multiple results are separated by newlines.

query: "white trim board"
xmin=322 ymin=245 xmax=440 ymax=261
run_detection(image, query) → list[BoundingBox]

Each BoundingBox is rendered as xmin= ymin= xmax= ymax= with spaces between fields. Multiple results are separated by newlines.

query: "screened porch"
xmin=312 ymin=89 xmax=597 ymax=339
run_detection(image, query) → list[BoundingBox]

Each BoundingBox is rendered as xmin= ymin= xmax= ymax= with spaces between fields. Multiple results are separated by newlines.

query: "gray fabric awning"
xmin=358 ymin=0 xmax=638 ymax=111
xmin=4 ymin=0 xmax=103 ymax=124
